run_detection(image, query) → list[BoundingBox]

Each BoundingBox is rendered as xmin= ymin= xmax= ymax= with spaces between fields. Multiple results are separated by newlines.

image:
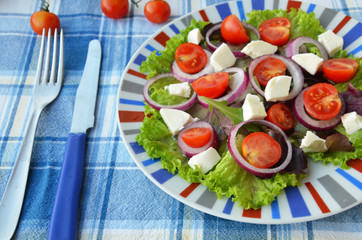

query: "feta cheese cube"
xmin=187 ymin=28 xmax=203 ymax=45
xmin=292 ymin=53 xmax=323 ymax=75
xmin=242 ymin=94 xmax=267 ymax=121
xmin=241 ymin=40 xmax=278 ymax=59
xmin=164 ymin=82 xmax=191 ymax=98
xmin=341 ymin=111 xmax=362 ymax=135
xmin=188 ymin=147 xmax=221 ymax=174
xmin=318 ymin=30 xmax=344 ymax=57
xmin=300 ymin=131 xmax=327 ymax=153
xmin=210 ymin=43 xmax=236 ymax=72
xmin=160 ymin=108 xmax=193 ymax=135
xmin=264 ymin=75 xmax=292 ymax=102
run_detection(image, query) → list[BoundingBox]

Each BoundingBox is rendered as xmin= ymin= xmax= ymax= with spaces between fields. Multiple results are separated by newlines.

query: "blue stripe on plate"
xmin=169 ymin=24 xmax=180 ymax=34
xmin=222 ymin=198 xmax=234 ymax=215
xmin=307 ymin=4 xmax=316 ymax=13
xmin=151 ymin=168 xmax=175 ymax=184
xmin=271 ymin=197 xmax=281 ymax=219
xmin=285 ymin=187 xmax=311 ymax=218
xmin=237 ymin=1 xmax=246 ymax=21
xmin=343 ymin=22 xmax=362 ymax=48
xmin=349 ymin=44 xmax=362 ymax=56
xmin=336 ymin=168 xmax=362 ymax=190
xmin=129 ymin=142 xmax=145 ymax=154
xmin=142 ymin=158 xmax=160 ymax=167
xmin=215 ymin=2 xmax=232 ymax=20
xmin=145 ymin=44 xmax=161 ymax=56
xmin=252 ymin=0 xmax=264 ymax=10
xmin=133 ymin=54 xmax=147 ymax=66
xmin=119 ymin=98 xmax=145 ymax=106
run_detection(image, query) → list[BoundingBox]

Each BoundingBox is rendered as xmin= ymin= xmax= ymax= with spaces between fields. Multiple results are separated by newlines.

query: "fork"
xmin=0 ymin=28 xmax=64 ymax=240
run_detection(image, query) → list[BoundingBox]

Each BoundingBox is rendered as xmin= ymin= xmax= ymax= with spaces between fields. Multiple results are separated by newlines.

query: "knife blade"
xmin=47 ymin=40 xmax=101 ymax=240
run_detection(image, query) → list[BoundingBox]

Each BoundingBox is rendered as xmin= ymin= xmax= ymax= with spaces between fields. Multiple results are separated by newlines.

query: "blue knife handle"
xmin=48 ymin=133 xmax=86 ymax=240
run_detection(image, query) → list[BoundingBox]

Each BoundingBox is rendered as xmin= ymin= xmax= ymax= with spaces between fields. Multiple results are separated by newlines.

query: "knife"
xmin=47 ymin=40 xmax=101 ymax=240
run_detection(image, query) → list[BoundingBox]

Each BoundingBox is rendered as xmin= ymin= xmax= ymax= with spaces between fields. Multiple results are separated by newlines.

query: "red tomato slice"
xmin=253 ymin=57 xmax=287 ymax=87
xmin=180 ymin=127 xmax=212 ymax=148
xmin=192 ymin=72 xmax=229 ymax=99
xmin=258 ymin=17 xmax=291 ymax=46
xmin=303 ymin=83 xmax=342 ymax=120
xmin=175 ymin=43 xmax=208 ymax=74
xmin=322 ymin=58 xmax=359 ymax=83
xmin=241 ymin=132 xmax=282 ymax=169
xmin=221 ymin=14 xmax=250 ymax=45
xmin=266 ymin=103 xmax=295 ymax=131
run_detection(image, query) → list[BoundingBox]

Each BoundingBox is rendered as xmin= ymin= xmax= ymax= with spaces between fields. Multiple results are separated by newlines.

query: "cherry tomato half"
xmin=175 ymin=43 xmax=208 ymax=74
xmin=101 ymin=0 xmax=129 ymax=19
xmin=241 ymin=132 xmax=282 ymax=169
xmin=180 ymin=127 xmax=212 ymax=148
xmin=192 ymin=72 xmax=229 ymax=99
xmin=303 ymin=83 xmax=342 ymax=121
xmin=266 ymin=103 xmax=295 ymax=131
xmin=253 ymin=57 xmax=287 ymax=87
xmin=258 ymin=17 xmax=291 ymax=46
xmin=30 ymin=8 xmax=60 ymax=36
xmin=322 ymin=58 xmax=359 ymax=83
xmin=221 ymin=14 xmax=250 ymax=45
xmin=144 ymin=0 xmax=171 ymax=24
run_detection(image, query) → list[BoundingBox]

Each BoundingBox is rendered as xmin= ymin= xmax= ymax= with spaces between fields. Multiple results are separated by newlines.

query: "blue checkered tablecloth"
xmin=0 ymin=0 xmax=361 ymax=239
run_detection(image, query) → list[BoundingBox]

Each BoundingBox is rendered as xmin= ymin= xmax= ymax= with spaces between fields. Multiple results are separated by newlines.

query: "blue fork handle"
xmin=48 ymin=132 xmax=86 ymax=240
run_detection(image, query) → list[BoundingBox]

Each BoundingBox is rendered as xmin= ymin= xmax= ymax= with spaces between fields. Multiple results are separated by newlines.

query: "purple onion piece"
xmin=285 ymin=36 xmax=329 ymax=60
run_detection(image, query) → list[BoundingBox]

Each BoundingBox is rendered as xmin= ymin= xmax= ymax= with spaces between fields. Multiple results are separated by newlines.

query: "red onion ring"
xmin=228 ymin=120 xmax=292 ymax=178
xmin=197 ymin=67 xmax=249 ymax=108
xmin=205 ymin=22 xmax=260 ymax=57
xmin=292 ymin=89 xmax=346 ymax=131
xmin=285 ymin=37 xmax=329 ymax=60
xmin=177 ymin=121 xmax=219 ymax=157
xmin=248 ymin=54 xmax=304 ymax=101
xmin=143 ymin=73 xmax=197 ymax=111
xmin=171 ymin=50 xmax=214 ymax=83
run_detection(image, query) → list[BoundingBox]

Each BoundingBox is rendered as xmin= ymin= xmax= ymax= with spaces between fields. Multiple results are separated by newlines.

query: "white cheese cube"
xmin=264 ymin=75 xmax=292 ymax=102
xmin=318 ymin=30 xmax=343 ymax=57
xmin=188 ymin=147 xmax=221 ymax=174
xmin=242 ymin=94 xmax=267 ymax=121
xmin=210 ymin=43 xmax=236 ymax=72
xmin=300 ymin=131 xmax=327 ymax=153
xmin=341 ymin=111 xmax=362 ymax=135
xmin=292 ymin=53 xmax=323 ymax=75
xmin=160 ymin=108 xmax=193 ymax=136
xmin=164 ymin=82 xmax=191 ymax=98
xmin=240 ymin=40 xmax=278 ymax=59
xmin=187 ymin=28 xmax=203 ymax=45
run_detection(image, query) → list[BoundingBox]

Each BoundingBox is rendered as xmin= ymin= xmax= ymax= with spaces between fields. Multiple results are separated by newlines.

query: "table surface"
xmin=0 ymin=0 xmax=361 ymax=239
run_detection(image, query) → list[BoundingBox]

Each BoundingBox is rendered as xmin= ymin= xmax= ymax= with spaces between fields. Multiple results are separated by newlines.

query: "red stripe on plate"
xmin=127 ymin=69 xmax=147 ymax=79
xmin=347 ymin=159 xmax=362 ymax=173
xmin=199 ymin=9 xmax=210 ymax=22
xmin=154 ymin=32 xmax=170 ymax=47
xmin=333 ymin=15 xmax=351 ymax=34
xmin=180 ymin=183 xmax=200 ymax=198
xmin=242 ymin=208 xmax=261 ymax=218
xmin=287 ymin=0 xmax=302 ymax=12
xmin=118 ymin=110 xmax=145 ymax=122
xmin=305 ymin=182 xmax=330 ymax=213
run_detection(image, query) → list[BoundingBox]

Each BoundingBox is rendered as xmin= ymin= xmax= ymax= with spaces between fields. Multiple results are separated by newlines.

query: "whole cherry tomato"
xmin=30 ymin=2 xmax=60 ymax=36
xmin=144 ymin=0 xmax=171 ymax=24
xmin=101 ymin=0 xmax=129 ymax=19
xmin=221 ymin=14 xmax=250 ymax=45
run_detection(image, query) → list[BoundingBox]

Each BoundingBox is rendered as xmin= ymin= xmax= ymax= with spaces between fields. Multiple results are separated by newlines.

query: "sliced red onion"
xmin=171 ymin=50 xmax=214 ymax=83
xmin=285 ymin=37 xmax=329 ymax=60
xmin=292 ymin=89 xmax=346 ymax=131
xmin=205 ymin=22 xmax=260 ymax=57
xmin=197 ymin=67 xmax=249 ymax=108
xmin=228 ymin=120 xmax=292 ymax=178
xmin=143 ymin=73 xmax=197 ymax=111
xmin=177 ymin=121 xmax=219 ymax=157
xmin=248 ymin=54 xmax=304 ymax=101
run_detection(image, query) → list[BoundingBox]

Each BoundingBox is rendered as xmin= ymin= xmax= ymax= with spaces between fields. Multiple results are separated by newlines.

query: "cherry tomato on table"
xmin=144 ymin=0 xmax=171 ymax=24
xmin=322 ymin=58 xmax=359 ymax=83
xmin=175 ymin=43 xmax=208 ymax=74
xmin=253 ymin=57 xmax=287 ymax=87
xmin=180 ymin=127 xmax=212 ymax=148
xmin=192 ymin=72 xmax=229 ymax=99
xmin=266 ymin=103 xmax=294 ymax=131
xmin=303 ymin=83 xmax=342 ymax=121
xmin=101 ymin=0 xmax=129 ymax=19
xmin=30 ymin=3 xmax=60 ymax=36
xmin=221 ymin=14 xmax=250 ymax=45
xmin=258 ymin=17 xmax=291 ymax=46
xmin=241 ymin=132 xmax=282 ymax=169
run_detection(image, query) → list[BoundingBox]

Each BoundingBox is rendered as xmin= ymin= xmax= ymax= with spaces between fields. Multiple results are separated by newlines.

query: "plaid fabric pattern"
xmin=0 ymin=0 xmax=361 ymax=239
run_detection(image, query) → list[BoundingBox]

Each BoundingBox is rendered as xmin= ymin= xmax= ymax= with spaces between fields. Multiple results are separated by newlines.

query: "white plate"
xmin=116 ymin=0 xmax=362 ymax=224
